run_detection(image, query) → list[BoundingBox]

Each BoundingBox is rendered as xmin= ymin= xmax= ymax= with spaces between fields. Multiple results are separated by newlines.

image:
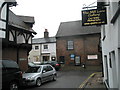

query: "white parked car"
xmin=22 ymin=64 xmax=57 ymax=87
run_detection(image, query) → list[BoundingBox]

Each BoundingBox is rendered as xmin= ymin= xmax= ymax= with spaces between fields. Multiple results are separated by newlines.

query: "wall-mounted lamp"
xmin=0 ymin=0 xmax=17 ymax=38
xmin=0 ymin=0 xmax=17 ymax=19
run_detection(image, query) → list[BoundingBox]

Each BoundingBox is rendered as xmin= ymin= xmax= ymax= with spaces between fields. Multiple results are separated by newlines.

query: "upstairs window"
xmin=67 ymin=40 xmax=74 ymax=50
xmin=35 ymin=46 xmax=39 ymax=50
xmin=44 ymin=45 xmax=48 ymax=49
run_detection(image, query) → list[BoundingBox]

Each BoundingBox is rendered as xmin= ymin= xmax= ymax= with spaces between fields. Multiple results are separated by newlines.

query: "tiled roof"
xmin=18 ymin=15 xmax=35 ymax=24
xmin=8 ymin=10 xmax=36 ymax=34
xmin=32 ymin=37 xmax=56 ymax=44
xmin=56 ymin=20 xmax=101 ymax=37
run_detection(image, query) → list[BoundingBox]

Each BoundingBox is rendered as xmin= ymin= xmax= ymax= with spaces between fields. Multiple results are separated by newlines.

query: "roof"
xmin=56 ymin=20 xmax=101 ymax=37
xmin=18 ymin=15 xmax=35 ymax=24
xmin=32 ymin=37 xmax=56 ymax=44
xmin=8 ymin=10 xmax=36 ymax=34
xmin=4 ymin=0 xmax=16 ymax=2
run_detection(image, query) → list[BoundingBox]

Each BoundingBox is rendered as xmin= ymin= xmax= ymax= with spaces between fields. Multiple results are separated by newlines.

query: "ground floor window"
xmin=33 ymin=56 xmax=39 ymax=62
xmin=43 ymin=56 xmax=49 ymax=61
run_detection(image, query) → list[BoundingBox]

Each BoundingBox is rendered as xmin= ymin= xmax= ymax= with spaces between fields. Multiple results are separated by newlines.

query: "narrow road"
xmin=24 ymin=70 xmax=94 ymax=89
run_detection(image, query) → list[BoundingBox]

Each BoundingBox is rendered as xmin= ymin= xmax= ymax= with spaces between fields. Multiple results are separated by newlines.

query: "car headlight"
xmin=26 ymin=77 xmax=34 ymax=80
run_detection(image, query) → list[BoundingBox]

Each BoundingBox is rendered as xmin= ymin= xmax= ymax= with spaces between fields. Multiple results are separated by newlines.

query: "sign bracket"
xmin=82 ymin=4 xmax=109 ymax=9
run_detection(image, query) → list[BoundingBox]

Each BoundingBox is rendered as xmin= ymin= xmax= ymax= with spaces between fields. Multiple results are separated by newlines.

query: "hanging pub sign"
xmin=82 ymin=8 xmax=107 ymax=26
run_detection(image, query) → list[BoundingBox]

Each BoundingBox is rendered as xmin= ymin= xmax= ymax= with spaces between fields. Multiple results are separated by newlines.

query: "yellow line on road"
xmin=79 ymin=72 xmax=96 ymax=88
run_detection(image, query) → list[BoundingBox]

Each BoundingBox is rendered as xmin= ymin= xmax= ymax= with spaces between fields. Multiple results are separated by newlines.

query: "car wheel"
xmin=9 ymin=82 xmax=18 ymax=90
xmin=36 ymin=78 xmax=41 ymax=87
xmin=53 ymin=74 xmax=57 ymax=81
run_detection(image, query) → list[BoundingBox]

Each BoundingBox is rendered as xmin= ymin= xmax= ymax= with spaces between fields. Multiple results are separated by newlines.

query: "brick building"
xmin=56 ymin=20 xmax=101 ymax=66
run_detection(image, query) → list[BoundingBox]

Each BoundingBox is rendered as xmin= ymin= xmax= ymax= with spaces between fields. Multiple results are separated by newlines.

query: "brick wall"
xmin=56 ymin=34 xmax=101 ymax=66
xmin=2 ymin=47 xmax=28 ymax=71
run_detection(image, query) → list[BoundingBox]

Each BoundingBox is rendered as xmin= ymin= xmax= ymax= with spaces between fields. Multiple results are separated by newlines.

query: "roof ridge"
xmin=33 ymin=36 xmax=56 ymax=40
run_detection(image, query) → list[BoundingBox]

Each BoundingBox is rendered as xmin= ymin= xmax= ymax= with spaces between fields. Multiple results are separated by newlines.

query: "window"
xmin=44 ymin=45 xmax=48 ymax=49
xmin=0 ymin=30 xmax=5 ymax=38
xmin=3 ymin=60 xmax=19 ymax=68
xmin=35 ymin=46 xmax=39 ymax=50
xmin=43 ymin=66 xmax=48 ymax=72
xmin=67 ymin=40 xmax=74 ymax=50
xmin=109 ymin=53 xmax=112 ymax=68
xmin=26 ymin=67 xmax=40 ymax=73
xmin=47 ymin=66 xmax=53 ymax=71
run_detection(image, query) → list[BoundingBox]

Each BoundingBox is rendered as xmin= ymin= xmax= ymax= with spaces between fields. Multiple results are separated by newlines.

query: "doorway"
xmin=43 ymin=56 xmax=49 ymax=61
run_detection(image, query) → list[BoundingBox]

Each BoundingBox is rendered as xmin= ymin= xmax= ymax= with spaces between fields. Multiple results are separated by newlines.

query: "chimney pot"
xmin=45 ymin=29 xmax=48 ymax=32
xmin=44 ymin=29 xmax=49 ymax=38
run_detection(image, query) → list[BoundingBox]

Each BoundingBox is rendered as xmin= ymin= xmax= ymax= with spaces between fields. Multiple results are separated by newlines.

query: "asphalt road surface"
xmin=23 ymin=70 xmax=94 ymax=89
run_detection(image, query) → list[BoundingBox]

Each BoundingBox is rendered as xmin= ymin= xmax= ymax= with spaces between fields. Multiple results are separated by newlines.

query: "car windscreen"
xmin=28 ymin=62 xmax=35 ymax=66
xmin=26 ymin=67 xmax=41 ymax=73
xmin=2 ymin=60 xmax=19 ymax=68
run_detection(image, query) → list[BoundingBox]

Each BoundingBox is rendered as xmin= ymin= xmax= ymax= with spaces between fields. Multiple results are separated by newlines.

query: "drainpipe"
xmin=17 ymin=46 xmax=19 ymax=64
xmin=17 ymin=44 xmax=22 ymax=64
xmin=83 ymin=37 xmax=86 ymax=66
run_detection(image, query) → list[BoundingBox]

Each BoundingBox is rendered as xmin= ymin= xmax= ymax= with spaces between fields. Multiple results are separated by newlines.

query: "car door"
xmin=47 ymin=65 xmax=54 ymax=80
xmin=41 ymin=66 xmax=49 ymax=82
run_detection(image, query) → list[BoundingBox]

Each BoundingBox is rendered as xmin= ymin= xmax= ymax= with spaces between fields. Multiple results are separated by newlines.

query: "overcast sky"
xmin=10 ymin=0 xmax=97 ymax=38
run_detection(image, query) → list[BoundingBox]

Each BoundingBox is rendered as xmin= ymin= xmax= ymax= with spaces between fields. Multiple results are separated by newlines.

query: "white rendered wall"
xmin=101 ymin=1 xmax=120 ymax=88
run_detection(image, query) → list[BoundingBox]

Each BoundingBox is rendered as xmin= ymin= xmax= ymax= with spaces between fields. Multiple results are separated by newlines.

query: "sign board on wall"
xmin=82 ymin=8 xmax=107 ymax=26
xmin=87 ymin=55 xmax=98 ymax=60
xmin=70 ymin=54 xmax=75 ymax=60
xmin=19 ymin=58 xmax=27 ymax=61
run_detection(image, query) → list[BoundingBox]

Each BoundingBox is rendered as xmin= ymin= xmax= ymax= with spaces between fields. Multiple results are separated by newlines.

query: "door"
xmin=41 ymin=66 xmax=48 ymax=82
xmin=59 ymin=56 xmax=65 ymax=64
xmin=46 ymin=66 xmax=54 ymax=80
xmin=43 ymin=56 xmax=49 ymax=61
xmin=41 ymin=65 xmax=53 ymax=82
xmin=104 ymin=55 xmax=109 ymax=87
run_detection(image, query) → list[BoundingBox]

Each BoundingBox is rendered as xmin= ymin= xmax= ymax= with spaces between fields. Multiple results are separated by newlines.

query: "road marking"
xmin=79 ymin=72 xmax=99 ymax=88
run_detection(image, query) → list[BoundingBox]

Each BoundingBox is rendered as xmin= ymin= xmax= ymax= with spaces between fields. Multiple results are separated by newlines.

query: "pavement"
xmin=60 ymin=65 xmax=102 ymax=71
xmin=61 ymin=65 xmax=107 ymax=89
xmin=79 ymin=72 xmax=107 ymax=89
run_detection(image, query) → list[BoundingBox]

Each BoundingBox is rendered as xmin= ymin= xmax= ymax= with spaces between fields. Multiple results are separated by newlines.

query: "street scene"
xmin=0 ymin=0 xmax=120 ymax=90
xmin=24 ymin=70 xmax=95 ymax=89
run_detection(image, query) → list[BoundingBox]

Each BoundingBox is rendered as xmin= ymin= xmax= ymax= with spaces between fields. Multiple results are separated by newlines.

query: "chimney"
xmin=44 ymin=29 xmax=49 ymax=38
